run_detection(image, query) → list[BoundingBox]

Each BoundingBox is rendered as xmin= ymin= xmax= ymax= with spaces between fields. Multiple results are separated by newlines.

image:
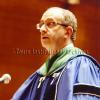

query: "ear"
xmin=64 ymin=26 xmax=73 ymax=38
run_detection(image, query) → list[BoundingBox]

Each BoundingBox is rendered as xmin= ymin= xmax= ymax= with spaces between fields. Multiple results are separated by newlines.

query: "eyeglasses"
xmin=36 ymin=21 xmax=68 ymax=30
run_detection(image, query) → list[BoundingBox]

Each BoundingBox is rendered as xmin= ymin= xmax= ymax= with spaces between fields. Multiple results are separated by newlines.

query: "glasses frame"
xmin=36 ymin=21 xmax=68 ymax=30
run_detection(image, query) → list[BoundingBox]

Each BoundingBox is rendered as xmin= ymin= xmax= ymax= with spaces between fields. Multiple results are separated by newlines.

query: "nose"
xmin=40 ymin=24 xmax=47 ymax=34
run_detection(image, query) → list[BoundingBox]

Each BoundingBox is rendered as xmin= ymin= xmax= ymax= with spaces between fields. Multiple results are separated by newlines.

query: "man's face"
xmin=38 ymin=9 xmax=67 ymax=51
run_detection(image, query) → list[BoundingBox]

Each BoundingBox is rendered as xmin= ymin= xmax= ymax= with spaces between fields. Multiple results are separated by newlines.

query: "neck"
xmin=48 ymin=42 xmax=73 ymax=58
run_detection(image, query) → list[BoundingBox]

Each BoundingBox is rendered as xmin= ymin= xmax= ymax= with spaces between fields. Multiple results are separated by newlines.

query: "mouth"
xmin=42 ymin=37 xmax=49 ymax=39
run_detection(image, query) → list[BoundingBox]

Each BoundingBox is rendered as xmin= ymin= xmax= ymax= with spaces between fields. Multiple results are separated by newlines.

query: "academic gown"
xmin=11 ymin=55 xmax=100 ymax=100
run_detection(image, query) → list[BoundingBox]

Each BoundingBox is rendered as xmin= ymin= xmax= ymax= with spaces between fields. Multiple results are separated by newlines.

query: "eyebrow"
xmin=40 ymin=18 xmax=55 ymax=23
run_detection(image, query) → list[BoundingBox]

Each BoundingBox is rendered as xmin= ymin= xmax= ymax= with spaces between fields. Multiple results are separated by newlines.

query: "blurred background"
xmin=0 ymin=0 xmax=100 ymax=99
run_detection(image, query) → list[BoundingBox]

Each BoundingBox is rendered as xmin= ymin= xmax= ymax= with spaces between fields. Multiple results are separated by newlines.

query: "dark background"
xmin=0 ymin=0 xmax=100 ymax=99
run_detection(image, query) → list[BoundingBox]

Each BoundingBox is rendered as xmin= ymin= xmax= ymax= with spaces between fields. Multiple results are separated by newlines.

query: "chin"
xmin=41 ymin=43 xmax=48 ymax=49
xmin=41 ymin=43 xmax=51 ymax=51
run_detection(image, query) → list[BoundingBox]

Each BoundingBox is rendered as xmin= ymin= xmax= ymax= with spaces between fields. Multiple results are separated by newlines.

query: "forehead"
xmin=41 ymin=8 xmax=64 ymax=22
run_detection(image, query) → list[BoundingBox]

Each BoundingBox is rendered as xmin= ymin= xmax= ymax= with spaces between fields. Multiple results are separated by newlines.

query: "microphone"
xmin=0 ymin=74 xmax=11 ymax=84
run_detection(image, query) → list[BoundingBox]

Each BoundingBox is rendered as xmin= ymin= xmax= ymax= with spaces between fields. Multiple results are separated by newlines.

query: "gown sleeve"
xmin=11 ymin=72 xmax=38 ymax=100
xmin=55 ymin=55 xmax=100 ymax=100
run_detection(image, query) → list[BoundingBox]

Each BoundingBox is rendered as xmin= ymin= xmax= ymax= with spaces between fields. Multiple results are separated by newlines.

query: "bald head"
xmin=41 ymin=7 xmax=65 ymax=23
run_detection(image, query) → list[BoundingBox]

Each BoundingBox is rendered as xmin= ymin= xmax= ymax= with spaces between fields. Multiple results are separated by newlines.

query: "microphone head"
xmin=2 ymin=74 xmax=11 ymax=84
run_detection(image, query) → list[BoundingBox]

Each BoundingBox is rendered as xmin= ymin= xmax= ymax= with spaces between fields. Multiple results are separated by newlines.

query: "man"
xmin=12 ymin=7 xmax=100 ymax=100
